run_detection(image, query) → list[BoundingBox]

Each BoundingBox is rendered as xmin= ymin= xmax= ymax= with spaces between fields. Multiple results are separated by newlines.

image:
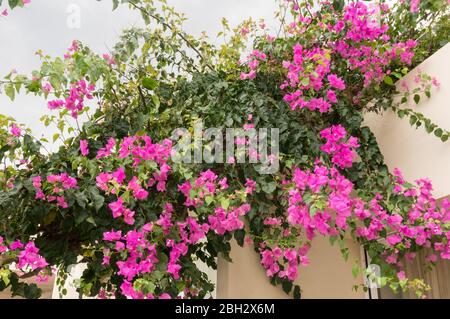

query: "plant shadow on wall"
xmin=0 ymin=0 xmax=449 ymax=299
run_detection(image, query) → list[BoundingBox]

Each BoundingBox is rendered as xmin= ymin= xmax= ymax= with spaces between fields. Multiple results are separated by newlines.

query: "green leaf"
xmin=391 ymin=72 xmax=402 ymax=79
xmin=413 ymin=94 xmax=420 ymax=104
xmin=0 ymin=269 xmax=11 ymax=286
xmin=234 ymin=229 xmax=245 ymax=247
xmin=5 ymin=84 xmax=15 ymax=101
xmin=383 ymin=76 xmax=394 ymax=86
xmin=341 ymin=247 xmax=349 ymax=261
xmin=293 ymin=285 xmax=301 ymax=299
xmin=220 ymin=197 xmax=230 ymax=210
xmin=434 ymin=128 xmax=443 ymax=138
xmin=86 ymin=217 xmax=97 ymax=226
xmin=282 ymin=280 xmax=293 ymax=294
xmin=262 ymin=181 xmax=276 ymax=194
xmin=75 ymin=192 xmax=88 ymax=208
xmin=53 ymin=133 xmax=60 ymax=142
xmin=352 ymin=264 xmax=360 ymax=278
xmin=205 ymin=195 xmax=214 ymax=206
xmin=332 ymin=0 xmax=345 ymax=11
xmin=301 ymin=77 xmax=310 ymax=86
xmin=93 ymin=194 xmax=104 ymax=211
xmin=8 ymin=0 xmax=19 ymax=9
xmin=142 ymin=77 xmax=159 ymax=90
xmin=151 ymin=95 xmax=160 ymax=109
xmin=112 ymin=0 xmax=119 ymax=10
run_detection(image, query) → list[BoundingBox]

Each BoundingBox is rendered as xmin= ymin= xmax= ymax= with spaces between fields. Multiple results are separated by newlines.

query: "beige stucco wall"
xmin=217 ymin=237 xmax=366 ymax=299
xmin=217 ymin=43 xmax=450 ymax=299
xmin=365 ymin=43 xmax=450 ymax=199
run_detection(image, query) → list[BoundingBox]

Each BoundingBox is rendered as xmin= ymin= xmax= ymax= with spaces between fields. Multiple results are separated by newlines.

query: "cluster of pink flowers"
xmin=277 ymin=161 xmax=450 ymax=283
xmin=319 ymin=125 xmax=360 ymax=169
xmin=100 ymin=167 xmax=252 ymax=298
xmin=279 ymin=2 xmax=421 ymax=110
xmin=286 ymin=162 xmax=353 ymax=239
xmin=63 ymin=40 xmax=80 ymax=60
xmin=103 ymin=220 xmax=204 ymax=299
xmin=264 ymin=123 xmax=450 ymax=284
xmin=108 ymin=197 xmax=136 ymax=225
xmin=240 ymin=50 xmax=267 ymax=80
xmin=166 ymin=239 xmax=189 ymax=280
xmin=98 ymin=135 xmax=172 ymax=191
xmin=178 ymin=169 xmax=223 ymax=207
xmin=17 ymin=242 xmax=49 ymax=271
xmin=102 ymin=227 xmax=160 ymax=299
xmin=281 ymin=45 xmax=342 ymax=112
xmin=332 ymin=2 xmax=417 ymax=88
xmin=9 ymin=124 xmax=21 ymax=137
xmin=354 ymin=170 xmax=450 ymax=264
xmin=0 ymin=237 xmax=48 ymax=277
xmin=41 ymin=82 xmax=52 ymax=94
xmin=32 ymin=173 xmax=78 ymax=208
xmin=97 ymin=167 xmax=149 ymax=225
xmin=260 ymin=245 xmax=310 ymax=281
xmin=47 ymin=79 xmax=95 ymax=118
xmin=96 ymin=135 xmax=172 ymax=225
xmin=208 ymin=204 xmax=251 ymax=235
xmin=178 ymin=170 xmax=253 ymax=233
xmin=177 ymin=217 xmax=210 ymax=245
xmin=96 ymin=137 xmax=116 ymax=158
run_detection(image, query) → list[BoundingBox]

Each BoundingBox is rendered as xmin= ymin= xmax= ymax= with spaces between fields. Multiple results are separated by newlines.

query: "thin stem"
xmin=137 ymin=85 xmax=147 ymax=108
xmin=127 ymin=0 xmax=214 ymax=72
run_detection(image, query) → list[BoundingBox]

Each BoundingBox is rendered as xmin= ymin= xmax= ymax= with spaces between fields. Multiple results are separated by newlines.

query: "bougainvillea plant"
xmin=0 ymin=0 xmax=449 ymax=299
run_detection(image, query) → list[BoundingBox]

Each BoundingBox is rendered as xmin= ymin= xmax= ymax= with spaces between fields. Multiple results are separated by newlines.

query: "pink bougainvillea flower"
xmin=97 ymin=137 xmax=116 ymax=158
xmin=327 ymin=74 xmax=346 ymax=90
xmin=112 ymin=167 xmax=126 ymax=184
xmin=102 ymin=53 xmax=116 ymax=65
xmin=245 ymin=178 xmax=257 ymax=194
xmin=10 ymin=124 xmax=21 ymax=137
xmin=80 ymin=139 xmax=89 ymax=156
xmin=9 ymin=240 xmax=24 ymax=250
xmin=240 ymin=27 xmax=249 ymax=36
xmin=326 ymin=90 xmax=337 ymax=103
xmin=109 ymin=197 xmax=125 ymax=219
xmin=410 ymin=0 xmax=420 ymax=12
xmin=17 ymin=242 xmax=48 ymax=271
xmin=47 ymin=78 xmax=94 ymax=118
xmin=386 ymin=234 xmax=402 ymax=246
xmin=103 ymin=230 xmax=122 ymax=242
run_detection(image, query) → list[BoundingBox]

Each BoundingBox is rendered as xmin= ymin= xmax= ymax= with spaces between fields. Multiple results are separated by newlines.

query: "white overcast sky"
xmin=0 ymin=0 xmax=278 ymax=141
